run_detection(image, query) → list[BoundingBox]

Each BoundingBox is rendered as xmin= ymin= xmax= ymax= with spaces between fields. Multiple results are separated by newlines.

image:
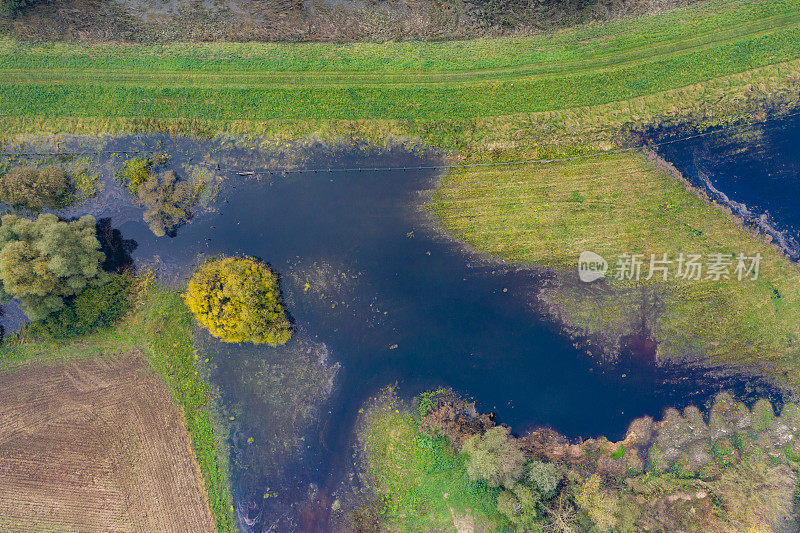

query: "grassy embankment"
xmin=359 ymin=397 xmax=507 ymax=530
xmin=0 ymin=277 xmax=238 ymax=533
xmin=0 ymin=0 xmax=799 ymax=159
xmin=2 ymin=0 xmax=800 ymax=374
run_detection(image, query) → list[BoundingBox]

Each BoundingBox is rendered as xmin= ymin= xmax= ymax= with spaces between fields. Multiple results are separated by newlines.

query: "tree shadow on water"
xmin=95 ymin=218 xmax=138 ymax=273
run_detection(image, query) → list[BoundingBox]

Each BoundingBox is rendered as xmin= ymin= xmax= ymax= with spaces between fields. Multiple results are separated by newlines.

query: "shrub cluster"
xmin=138 ymin=170 xmax=198 ymax=237
xmin=117 ymin=157 xmax=153 ymax=195
xmin=0 ymin=213 xmax=106 ymax=319
xmin=25 ymin=274 xmax=131 ymax=338
xmin=408 ymin=391 xmax=800 ymax=532
xmin=184 ymin=256 xmax=293 ymax=345
xmin=463 ymin=426 xmax=526 ymax=487
xmin=461 ymin=425 xmax=563 ymax=528
xmin=117 ymin=157 xmax=199 ymax=237
xmin=0 ymin=165 xmax=72 ymax=211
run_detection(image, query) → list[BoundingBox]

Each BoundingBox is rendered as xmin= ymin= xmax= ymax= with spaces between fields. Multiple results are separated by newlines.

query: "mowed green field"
xmin=0 ymin=0 xmax=799 ymax=124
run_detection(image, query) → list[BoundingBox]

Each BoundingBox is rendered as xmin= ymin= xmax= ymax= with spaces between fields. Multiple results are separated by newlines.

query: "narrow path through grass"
xmin=0 ymin=0 xmax=799 ymax=123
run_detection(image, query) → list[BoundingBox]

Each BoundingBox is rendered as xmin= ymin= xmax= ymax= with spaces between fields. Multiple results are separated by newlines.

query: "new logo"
xmin=578 ymin=251 xmax=607 ymax=282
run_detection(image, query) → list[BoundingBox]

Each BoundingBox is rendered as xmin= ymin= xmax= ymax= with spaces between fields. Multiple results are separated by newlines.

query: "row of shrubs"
xmin=357 ymin=389 xmax=800 ymax=532
xmin=0 ymin=163 xmax=99 ymax=212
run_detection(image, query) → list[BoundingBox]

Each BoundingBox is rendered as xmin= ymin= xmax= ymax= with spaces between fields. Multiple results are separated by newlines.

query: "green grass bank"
xmin=352 ymin=390 xmax=800 ymax=531
xmin=355 ymin=394 xmax=507 ymax=531
xmin=1 ymin=0 xmax=800 ymax=161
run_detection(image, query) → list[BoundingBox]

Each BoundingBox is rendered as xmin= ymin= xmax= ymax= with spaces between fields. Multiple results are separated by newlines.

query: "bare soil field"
xmin=0 ymin=353 xmax=215 ymax=533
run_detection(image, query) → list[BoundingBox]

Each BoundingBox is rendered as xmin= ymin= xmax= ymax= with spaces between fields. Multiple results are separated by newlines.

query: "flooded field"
xmin=0 ymin=134 xmax=782 ymax=530
xmin=656 ymin=113 xmax=800 ymax=260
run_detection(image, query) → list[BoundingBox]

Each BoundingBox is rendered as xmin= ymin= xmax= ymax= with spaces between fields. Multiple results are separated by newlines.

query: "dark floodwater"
xmin=0 ymin=135 xmax=781 ymax=531
xmin=656 ymin=113 xmax=800 ymax=259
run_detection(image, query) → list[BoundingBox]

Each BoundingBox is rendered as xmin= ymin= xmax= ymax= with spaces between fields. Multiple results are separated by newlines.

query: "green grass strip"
xmin=0 ymin=0 xmax=799 ymax=123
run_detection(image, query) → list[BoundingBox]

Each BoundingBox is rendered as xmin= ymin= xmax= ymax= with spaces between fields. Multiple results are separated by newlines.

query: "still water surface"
xmin=656 ymin=113 xmax=800 ymax=259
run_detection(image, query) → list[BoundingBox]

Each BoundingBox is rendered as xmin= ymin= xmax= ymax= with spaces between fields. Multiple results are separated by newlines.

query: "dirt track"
xmin=0 ymin=353 xmax=216 ymax=532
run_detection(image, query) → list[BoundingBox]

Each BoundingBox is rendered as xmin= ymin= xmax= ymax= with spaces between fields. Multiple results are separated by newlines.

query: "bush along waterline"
xmin=348 ymin=388 xmax=800 ymax=532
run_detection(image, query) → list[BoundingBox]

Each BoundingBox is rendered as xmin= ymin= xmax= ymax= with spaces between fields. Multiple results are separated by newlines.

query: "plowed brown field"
xmin=0 ymin=353 xmax=216 ymax=533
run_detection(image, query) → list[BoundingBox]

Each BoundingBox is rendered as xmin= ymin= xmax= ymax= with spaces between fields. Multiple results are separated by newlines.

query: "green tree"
xmin=462 ymin=426 xmax=525 ymax=487
xmin=184 ymin=256 xmax=293 ymax=345
xmin=116 ymin=156 xmax=199 ymax=236
xmin=574 ymin=474 xmax=620 ymax=532
xmin=497 ymin=484 xmax=542 ymax=530
xmin=26 ymin=274 xmax=131 ymax=338
xmin=526 ymin=460 xmax=563 ymax=500
xmin=0 ymin=214 xmax=105 ymax=319
xmin=0 ymin=165 xmax=72 ymax=211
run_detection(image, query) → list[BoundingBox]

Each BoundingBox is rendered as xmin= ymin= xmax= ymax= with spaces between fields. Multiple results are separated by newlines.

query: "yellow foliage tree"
xmin=184 ymin=256 xmax=292 ymax=345
xmin=574 ymin=474 xmax=620 ymax=532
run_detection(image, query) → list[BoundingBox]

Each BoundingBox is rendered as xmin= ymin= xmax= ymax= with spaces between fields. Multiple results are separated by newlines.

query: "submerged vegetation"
xmin=0 ymin=165 xmax=71 ymax=210
xmin=117 ymin=156 xmax=156 ymax=195
xmin=353 ymin=389 xmax=800 ymax=531
xmin=137 ymin=169 xmax=200 ymax=237
xmin=0 ymin=162 xmax=99 ymax=210
xmin=185 ymin=256 xmax=293 ymax=346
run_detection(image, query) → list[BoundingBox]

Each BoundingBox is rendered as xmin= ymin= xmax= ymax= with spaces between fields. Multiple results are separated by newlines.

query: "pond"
xmin=656 ymin=113 xmax=800 ymax=259
xmin=0 ymin=134 xmax=782 ymax=531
